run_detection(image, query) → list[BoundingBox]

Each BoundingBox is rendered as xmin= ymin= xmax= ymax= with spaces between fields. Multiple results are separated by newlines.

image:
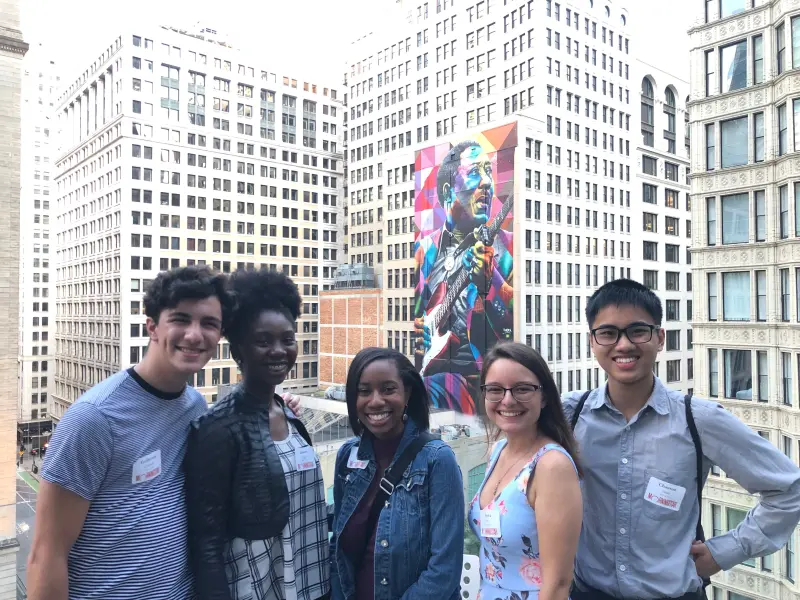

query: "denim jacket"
xmin=329 ymin=419 xmax=464 ymax=600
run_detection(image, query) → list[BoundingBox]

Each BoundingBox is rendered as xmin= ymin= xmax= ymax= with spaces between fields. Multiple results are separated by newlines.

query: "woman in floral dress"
xmin=469 ymin=343 xmax=583 ymax=600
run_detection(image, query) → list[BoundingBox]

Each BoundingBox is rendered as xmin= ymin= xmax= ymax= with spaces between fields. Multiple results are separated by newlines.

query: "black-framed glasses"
xmin=590 ymin=324 xmax=657 ymax=346
xmin=481 ymin=384 xmax=544 ymax=403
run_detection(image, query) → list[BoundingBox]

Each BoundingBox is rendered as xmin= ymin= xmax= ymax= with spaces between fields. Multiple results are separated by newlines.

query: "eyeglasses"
xmin=481 ymin=384 xmax=544 ymax=403
xmin=590 ymin=324 xmax=657 ymax=346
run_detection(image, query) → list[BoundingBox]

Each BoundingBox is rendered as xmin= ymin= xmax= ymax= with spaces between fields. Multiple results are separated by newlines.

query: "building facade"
xmin=634 ymin=62 xmax=695 ymax=396
xmin=0 ymin=0 xmax=27 ymax=592
xmin=690 ymin=0 xmax=800 ymax=598
xmin=344 ymin=0 xmax=696 ymax=398
xmin=52 ymin=26 xmax=345 ymax=419
xmin=19 ymin=43 xmax=58 ymax=437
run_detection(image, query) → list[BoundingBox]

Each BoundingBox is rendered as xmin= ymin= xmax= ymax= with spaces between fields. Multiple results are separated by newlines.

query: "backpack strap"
xmin=365 ymin=431 xmax=439 ymax=537
xmin=570 ymin=390 xmax=593 ymax=431
xmin=684 ymin=394 xmax=711 ymax=590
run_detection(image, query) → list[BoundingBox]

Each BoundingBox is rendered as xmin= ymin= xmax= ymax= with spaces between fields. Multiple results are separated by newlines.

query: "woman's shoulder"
xmin=531 ymin=442 xmax=578 ymax=476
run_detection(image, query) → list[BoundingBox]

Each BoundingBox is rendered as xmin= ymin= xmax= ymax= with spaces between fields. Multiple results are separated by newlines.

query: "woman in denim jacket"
xmin=329 ymin=347 xmax=464 ymax=600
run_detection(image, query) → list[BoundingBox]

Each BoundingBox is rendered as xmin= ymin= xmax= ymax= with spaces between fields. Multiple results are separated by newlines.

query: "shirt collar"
xmin=589 ymin=377 xmax=670 ymax=416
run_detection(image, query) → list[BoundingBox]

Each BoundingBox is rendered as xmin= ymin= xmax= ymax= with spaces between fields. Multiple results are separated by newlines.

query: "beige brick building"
xmin=0 ymin=0 xmax=27 ymax=593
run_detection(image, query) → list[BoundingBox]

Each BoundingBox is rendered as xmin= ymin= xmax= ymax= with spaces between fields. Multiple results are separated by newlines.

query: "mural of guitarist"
xmin=413 ymin=125 xmax=516 ymax=414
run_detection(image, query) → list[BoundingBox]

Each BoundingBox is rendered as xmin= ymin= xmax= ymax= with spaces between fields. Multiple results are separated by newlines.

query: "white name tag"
xmin=295 ymin=446 xmax=317 ymax=472
xmin=347 ymin=446 xmax=368 ymax=470
xmin=132 ymin=450 xmax=162 ymax=485
xmin=644 ymin=476 xmax=686 ymax=512
xmin=480 ymin=508 xmax=502 ymax=538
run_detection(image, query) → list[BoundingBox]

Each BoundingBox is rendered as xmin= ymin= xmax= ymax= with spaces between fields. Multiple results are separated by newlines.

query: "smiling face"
xmin=237 ymin=309 xmax=298 ymax=388
xmin=146 ymin=297 xmax=223 ymax=378
xmin=483 ymin=358 xmax=544 ymax=438
xmin=589 ymin=304 xmax=664 ymax=386
xmin=356 ymin=359 xmax=411 ymax=440
xmin=445 ymin=145 xmax=494 ymax=231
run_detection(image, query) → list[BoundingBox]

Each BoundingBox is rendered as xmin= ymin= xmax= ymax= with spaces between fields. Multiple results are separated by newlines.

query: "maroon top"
xmin=339 ymin=434 xmax=403 ymax=600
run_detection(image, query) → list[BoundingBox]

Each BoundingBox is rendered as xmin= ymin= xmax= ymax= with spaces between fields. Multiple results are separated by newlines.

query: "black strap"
xmin=365 ymin=431 xmax=439 ymax=538
xmin=684 ymin=394 xmax=710 ymax=589
xmin=570 ymin=390 xmax=593 ymax=431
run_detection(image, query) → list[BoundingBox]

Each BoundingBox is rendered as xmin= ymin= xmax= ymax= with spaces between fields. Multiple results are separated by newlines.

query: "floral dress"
xmin=468 ymin=442 xmax=577 ymax=600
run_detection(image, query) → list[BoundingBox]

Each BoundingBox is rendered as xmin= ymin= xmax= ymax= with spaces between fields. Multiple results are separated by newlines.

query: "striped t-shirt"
xmin=41 ymin=368 xmax=208 ymax=599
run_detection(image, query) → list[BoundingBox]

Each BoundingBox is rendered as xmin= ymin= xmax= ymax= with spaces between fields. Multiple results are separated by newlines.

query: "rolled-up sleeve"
xmin=697 ymin=400 xmax=800 ymax=570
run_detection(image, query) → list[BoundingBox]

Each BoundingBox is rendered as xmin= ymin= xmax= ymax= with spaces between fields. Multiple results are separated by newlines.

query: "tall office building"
xmin=0 ymin=0 xmax=27 ymax=590
xmin=634 ymin=60 xmax=694 ymax=396
xmin=691 ymin=1 xmax=800 ymax=597
xmin=19 ymin=43 xmax=58 ymax=436
xmin=53 ymin=25 xmax=345 ymax=420
xmin=344 ymin=0 xmax=695 ymax=394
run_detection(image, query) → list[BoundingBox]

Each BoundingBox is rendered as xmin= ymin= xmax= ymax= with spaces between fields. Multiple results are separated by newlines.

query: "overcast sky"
xmin=21 ymin=0 xmax=696 ymax=91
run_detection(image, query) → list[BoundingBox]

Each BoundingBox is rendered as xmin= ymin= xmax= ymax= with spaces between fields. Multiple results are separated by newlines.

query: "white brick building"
xmin=344 ymin=0 xmax=695 ymax=395
xmin=52 ymin=25 xmax=345 ymax=419
xmin=19 ymin=43 xmax=58 ymax=432
xmin=690 ymin=0 xmax=800 ymax=597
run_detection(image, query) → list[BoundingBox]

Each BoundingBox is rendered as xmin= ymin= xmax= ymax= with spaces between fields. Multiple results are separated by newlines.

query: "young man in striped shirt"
xmin=27 ymin=266 xmax=230 ymax=600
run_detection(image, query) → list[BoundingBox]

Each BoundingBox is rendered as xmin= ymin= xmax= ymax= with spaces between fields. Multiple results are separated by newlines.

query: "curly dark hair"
xmin=225 ymin=268 xmax=302 ymax=361
xmin=345 ymin=347 xmax=431 ymax=436
xmin=143 ymin=265 xmax=231 ymax=323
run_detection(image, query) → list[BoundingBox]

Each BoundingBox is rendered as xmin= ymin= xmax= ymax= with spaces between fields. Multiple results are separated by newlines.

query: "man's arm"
xmin=27 ymin=402 xmax=113 ymax=600
xmin=697 ymin=400 xmax=800 ymax=570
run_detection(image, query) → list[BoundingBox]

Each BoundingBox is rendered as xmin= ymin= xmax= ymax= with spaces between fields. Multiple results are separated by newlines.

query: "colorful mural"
xmin=414 ymin=123 xmax=517 ymax=415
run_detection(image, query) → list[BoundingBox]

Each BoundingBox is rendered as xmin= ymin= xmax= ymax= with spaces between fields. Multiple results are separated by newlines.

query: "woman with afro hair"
xmin=186 ymin=268 xmax=330 ymax=600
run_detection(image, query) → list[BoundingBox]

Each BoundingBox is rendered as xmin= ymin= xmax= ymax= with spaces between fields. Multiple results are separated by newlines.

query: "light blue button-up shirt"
xmin=563 ymin=378 xmax=800 ymax=599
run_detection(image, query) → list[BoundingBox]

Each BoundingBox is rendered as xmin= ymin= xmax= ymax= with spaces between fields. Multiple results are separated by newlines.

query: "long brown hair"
xmin=480 ymin=342 xmax=583 ymax=477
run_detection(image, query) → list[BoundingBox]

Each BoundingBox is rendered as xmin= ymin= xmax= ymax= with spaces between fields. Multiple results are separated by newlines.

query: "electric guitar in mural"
xmin=420 ymin=193 xmax=514 ymax=376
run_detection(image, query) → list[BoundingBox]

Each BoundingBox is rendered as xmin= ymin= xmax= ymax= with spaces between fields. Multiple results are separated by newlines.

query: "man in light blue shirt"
xmin=565 ymin=279 xmax=800 ymax=600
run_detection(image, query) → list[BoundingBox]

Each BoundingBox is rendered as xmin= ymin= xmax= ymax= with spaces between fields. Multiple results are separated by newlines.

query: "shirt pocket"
xmin=393 ymin=468 xmax=429 ymax=516
xmin=641 ymin=468 xmax=686 ymax=521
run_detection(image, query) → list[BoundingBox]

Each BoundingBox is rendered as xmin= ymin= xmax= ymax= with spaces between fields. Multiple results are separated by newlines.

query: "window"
xmin=778 ymin=22 xmax=786 ymax=75
xmin=781 ymin=185 xmax=790 ymax=239
xmin=727 ymin=508 xmax=757 ymax=567
xmin=707 ymin=197 xmax=717 ymax=245
xmin=720 ymin=0 xmax=748 ymax=19
xmin=720 ymin=117 xmax=747 ymax=168
xmin=757 ymin=270 xmax=767 ymax=321
xmin=667 ymin=360 xmax=681 ymax=383
xmin=724 ymin=350 xmax=752 ymax=400
xmin=781 ymin=268 xmax=791 ymax=321
xmin=795 ymin=99 xmax=800 ymax=152
xmin=705 ymin=49 xmax=716 ymax=96
xmin=753 ymin=112 xmax=765 ymax=162
xmin=642 ymin=155 xmax=657 ymax=175
xmin=784 ymin=352 xmax=794 ymax=407
xmin=753 ymin=35 xmax=764 ymax=84
xmin=643 ymin=183 xmax=657 ymax=204
xmin=757 ymin=350 xmax=768 ymax=401
xmin=794 ymin=16 xmax=800 ymax=70
xmin=755 ymin=190 xmax=766 ymax=241
xmin=708 ymin=272 xmax=718 ymax=321
xmin=723 ymin=272 xmax=750 ymax=321
xmin=721 ymin=193 xmax=748 ymax=244
xmin=705 ymin=124 xmax=716 ymax=170
xmin=665 ymin=162 xmax=678 ymax=181
xmin=787 ymin=530 xmax=796 ymax=582
xmin=779 ymin=103 xmax=788 ymax=156
xmin=720 ymin=40 xmax=747 ymax=93
xmin=709 ymin=349 xmax=719 ymax=397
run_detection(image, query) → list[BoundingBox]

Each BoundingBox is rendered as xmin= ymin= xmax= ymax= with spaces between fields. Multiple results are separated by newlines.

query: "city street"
xmin=15 ymin=466 xmax=38 ymax=588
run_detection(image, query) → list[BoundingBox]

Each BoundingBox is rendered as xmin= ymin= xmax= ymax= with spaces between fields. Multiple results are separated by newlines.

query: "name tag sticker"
xmin=347 ymin=446 xmax=368 ymax=470
xmin=295 ymin=446 xmax=317 ymax=472
xmin=644 ymin=476 xmax=686 ymax=511
xmin=132 ymin=450 xmax=162 ymax=485
xmin=480 ymin=508 xmax=502 ymax=538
